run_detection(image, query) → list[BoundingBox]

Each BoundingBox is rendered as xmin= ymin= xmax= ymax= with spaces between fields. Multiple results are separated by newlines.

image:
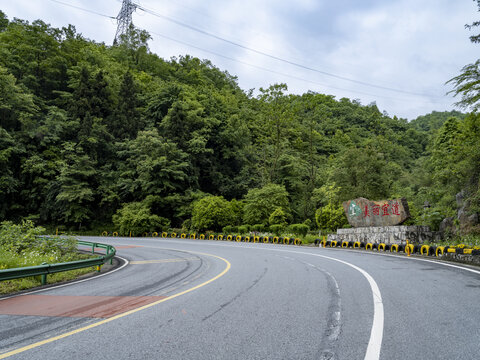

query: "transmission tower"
xmin=114 ymin=0 xmax=137 ymax=44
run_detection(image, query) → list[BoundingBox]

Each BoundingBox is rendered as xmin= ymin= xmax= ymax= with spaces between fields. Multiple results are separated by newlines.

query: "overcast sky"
xmin=1 ymin=0 xmax=479 ymax=120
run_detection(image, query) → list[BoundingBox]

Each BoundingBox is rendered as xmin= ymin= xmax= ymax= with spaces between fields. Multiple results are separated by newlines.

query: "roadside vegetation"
xmin=0 ymin=7 xmax=479 ymax=243
xmin=0 ymin=221 xmax=96 ymax=294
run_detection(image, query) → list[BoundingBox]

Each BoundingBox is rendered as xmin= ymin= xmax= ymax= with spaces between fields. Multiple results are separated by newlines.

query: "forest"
xmin=0 ymin=10 xmax=479 ymax=238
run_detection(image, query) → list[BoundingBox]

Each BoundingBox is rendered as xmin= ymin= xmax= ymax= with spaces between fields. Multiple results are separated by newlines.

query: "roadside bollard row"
xmin=101 ymin=231 xmax=305 ymax=246
xmin=319 ymin=240 xmax=480 ymax=257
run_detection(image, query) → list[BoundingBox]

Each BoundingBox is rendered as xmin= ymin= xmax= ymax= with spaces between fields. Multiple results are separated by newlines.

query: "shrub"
xmin=0 ymin=220 xmax=45 ymax=254
xmin=191 ymin=195 xmax=236 ymax=232
xmin=251 ymin=224 xmax=265 ymax=232
xmin=223 ymin=225 xmax=238 ymax=234
xmin=182 ymin=219 xmax=192 ymax=232
xmin=302 ymin=234 xmax=318 ymax=245
xmin=113 ymin=201 xmax=170 ymax=235
xmin=0 ymin=220 xmax=78 ymax=257
xmin=269 ymin=207 xmax=287 ymax=226
xmin=315 ymin=203 xmax=348 ymax=232
xmin=289 ymin=223 xmax=310 ymax=237
xmin=270 ymin=224 xmax=285 ymax=235
xmin=238 ymin=225 xmax=250 ymax=234
xmin=243 ymin=184 xmax=289 ymax=225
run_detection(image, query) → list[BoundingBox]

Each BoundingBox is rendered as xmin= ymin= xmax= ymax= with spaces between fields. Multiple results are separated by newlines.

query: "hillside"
xmin=0 ymin=10 xmax=478 ymax=235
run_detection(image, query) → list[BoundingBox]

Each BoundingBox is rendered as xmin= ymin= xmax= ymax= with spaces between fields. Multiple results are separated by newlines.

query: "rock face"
xmin=439 ymin=217 xmax=455 ymax=236
xmin=343 ymin=197 xmax=410 ymax=227
xmin=456 ymin=191 xmax=479 ymax=234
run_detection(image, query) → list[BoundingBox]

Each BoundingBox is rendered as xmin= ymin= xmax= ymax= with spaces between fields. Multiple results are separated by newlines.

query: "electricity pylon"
xmin=114 ymin=0 xmax=137 ymax=44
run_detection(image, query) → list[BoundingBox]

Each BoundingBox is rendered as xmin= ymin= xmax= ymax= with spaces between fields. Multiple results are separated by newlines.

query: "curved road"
xmin=1 ymin=237 xmax=480 ymax=359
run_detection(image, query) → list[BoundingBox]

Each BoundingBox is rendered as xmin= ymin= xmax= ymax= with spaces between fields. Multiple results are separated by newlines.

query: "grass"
xmin=426 ymin=233 xmax=480 ymax=248
xmin=0 ymin=220 xmax=101 ymax=295
xmin=0 ymin=247 xmax=98 ymax=295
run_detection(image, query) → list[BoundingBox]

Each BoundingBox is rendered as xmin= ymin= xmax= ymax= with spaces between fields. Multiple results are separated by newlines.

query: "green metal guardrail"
xmin=0 ymin=240 xmax=116 ymax=285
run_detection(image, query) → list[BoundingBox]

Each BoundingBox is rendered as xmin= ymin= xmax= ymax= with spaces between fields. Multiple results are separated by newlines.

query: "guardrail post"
xmin=107 ymin=247 xmax=113 ymax=265
xmin=41 ymin=262 xmax=48 ymax=285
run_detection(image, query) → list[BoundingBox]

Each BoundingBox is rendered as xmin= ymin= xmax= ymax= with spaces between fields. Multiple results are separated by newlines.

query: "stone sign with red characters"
xmin=342 ymin=197 xmax=410 ymax=227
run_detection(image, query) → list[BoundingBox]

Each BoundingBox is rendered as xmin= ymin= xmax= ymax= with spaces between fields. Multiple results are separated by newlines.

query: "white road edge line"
xmin=107 ymin=238 xmax=384 ymax=360
xmin=324 ymin=246 xmax=480 ymax=275
xmin=0 ymin=256 xmax=129 ymax=301
xmin=103 ymin=237 xmax=480 ymax=360
xmin=270 ymin=249 xmax=384 ymax=360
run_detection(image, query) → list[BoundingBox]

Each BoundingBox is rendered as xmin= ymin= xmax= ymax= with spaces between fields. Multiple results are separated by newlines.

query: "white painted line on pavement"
xmin=324 ymin=246 xmax=480 ymax=275
xmin=108 ymin=238 xmax=384 ymax=360
xmin=273 ymin=249 xmax=384 ymax=360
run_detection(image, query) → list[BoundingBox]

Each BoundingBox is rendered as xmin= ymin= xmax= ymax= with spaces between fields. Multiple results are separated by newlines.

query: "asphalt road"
xmin=1 ymin=237 xmax=480 ymax=360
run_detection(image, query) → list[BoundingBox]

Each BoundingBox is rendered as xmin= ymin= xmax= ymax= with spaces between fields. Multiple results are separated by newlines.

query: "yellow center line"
xmin=0 ymin=251 xmax=231 ymax=359
xmin=130 ymin=257 xmax=199 ymax=264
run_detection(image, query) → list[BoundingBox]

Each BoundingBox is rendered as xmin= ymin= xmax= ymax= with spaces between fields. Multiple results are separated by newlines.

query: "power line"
xmin=135 ymin=3 xmax=440 ymax=99
xmin=148 ymin=30 xmax=448 ymax=104
xmin=44 ymin=0 xmax=447 ymax=104
xmin=48 ymin=0 xmax=115 ymax=19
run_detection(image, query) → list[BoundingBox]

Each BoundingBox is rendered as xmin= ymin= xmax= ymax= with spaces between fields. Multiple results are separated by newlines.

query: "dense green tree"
xmin=112 ymin=197 xmax=170 ymax=235
xmin=0 ymin=11 xmax=8 ymax=32
xmin=109 ymin=71 xmax=142 ymax=139
xmin=115 ymin=129 xmax=190 ymax=223
xmin=1 ymin=10 xmax=477 ymax=236
xmin=54 ymin=143 xmax=96 ymax=227
xmin=191 ymin=196 xmax=236 ymax=232
xmin=243 ymin=183 xmax=290 ymax=225
xmin=330 ymin=146 xmax=391 ymax=201
xmin=255 ymin=84 xmax=294 ymax=184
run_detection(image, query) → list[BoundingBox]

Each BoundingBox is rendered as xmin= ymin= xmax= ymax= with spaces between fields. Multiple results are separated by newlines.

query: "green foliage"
xmin=243 ymin=184 xmax=289 ymax=225
xmin=269 ymin=224 xmax=285 ymax=235
xmin=0 ymin=220 xmax=84 ymax=270
xmin=112 ymin=199 xmax=170 ymax=235
xmin=288 ymin=223 xmax=310 ymax=237
xmin=0 ymin=220 xmax=45 ymax=253
xmin=301 ymin=234 xmax=319 ymax=244
xmin=191 ymin=195 xmax=235 ymax=232
xmin=331 ymin=146 xmax=391 ymax=201
xmin=0 ymin=220 xmax=97 ymax=293
xmin=315 ymin=203 xmax=348 ymax=232
xmin=448 ymin=59 xmax=480 ymax=111
xmin=237 ymin=225 xmax=250 ymax=234
xmin=418 ymin=207 xmax=444 ymax=231
xmin=222 ymin=225 xmax=238 ymax=234
xmin=1 ymin=10 xmax=479 ymax=240
xmin=269 ymin=207 xmax=287 ymax=226
xmin=251 ymin=224 xmax=265 ymax=232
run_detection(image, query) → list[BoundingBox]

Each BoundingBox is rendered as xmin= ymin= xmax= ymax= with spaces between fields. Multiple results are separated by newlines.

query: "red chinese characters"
xmin=361 ymin=202 xmax=401 ymax=218
xmin=364 ymin=205 xmax=370 ymax=217
xmin=391 ymin=202 xmax=400 ymax=216
xmin=381 ymin=203 xmax=389 ymax=216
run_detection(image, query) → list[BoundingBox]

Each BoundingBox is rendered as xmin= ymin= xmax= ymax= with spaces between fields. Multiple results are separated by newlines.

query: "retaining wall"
xmin=327 ymin=225 xmax=442 ymax=245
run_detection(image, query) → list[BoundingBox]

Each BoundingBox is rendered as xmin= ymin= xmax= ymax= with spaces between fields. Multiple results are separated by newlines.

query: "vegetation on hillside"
xmin=0 ymin=10 xmax=478 ymax=238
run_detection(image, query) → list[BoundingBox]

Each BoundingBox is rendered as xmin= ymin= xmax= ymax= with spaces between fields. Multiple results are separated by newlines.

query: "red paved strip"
xmin=0 ymin=295 xmax=167 ymax=318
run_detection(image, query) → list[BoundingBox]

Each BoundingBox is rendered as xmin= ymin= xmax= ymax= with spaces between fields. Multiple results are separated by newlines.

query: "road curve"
xmin=1 ymin=237 xmax=480 ymax=360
